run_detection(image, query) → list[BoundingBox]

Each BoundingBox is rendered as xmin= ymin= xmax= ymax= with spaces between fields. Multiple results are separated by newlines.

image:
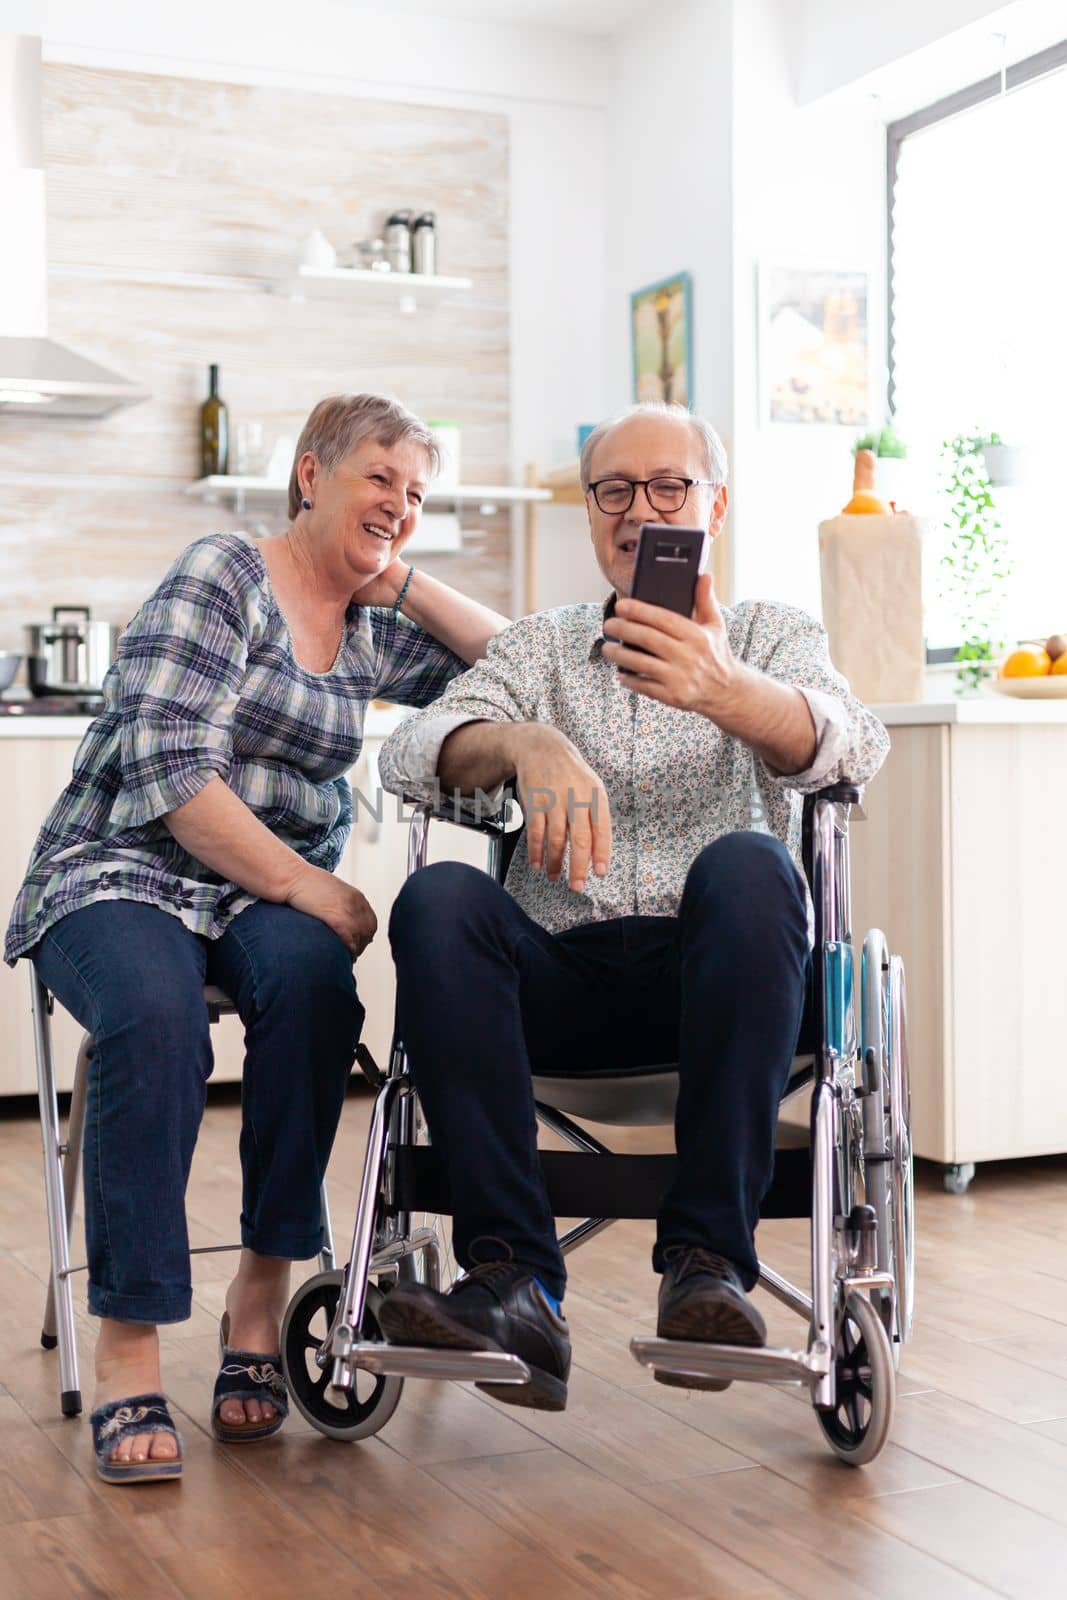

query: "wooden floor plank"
xmin=475 ymin=1362 xmax=755 ymax=1485
xmin=620 ymin=1373 xmax=960 ymax=1499
xmin=888 ymin=1389 xmax=1067 ymax=1526
xmin=223 ymin=1433 xmax=616 ymax=1597
xmin=850 ymin=1479 xmax=1067 ymax=1597
xmin=0 ymin=1508 xmax=182 ymax=1599
xmin=428 ymin=1448 xmax=795 ymax=1600
xmin=0 ymin=1395 xmax=95 ymax=1526
xmin=898 ymin=1321 xmax=1067 ymax=1424
xmin=155 ymin=1534 xmax=387 ymax=1600
xmin=636 ymin=1467 xmax=1001 ymax=1600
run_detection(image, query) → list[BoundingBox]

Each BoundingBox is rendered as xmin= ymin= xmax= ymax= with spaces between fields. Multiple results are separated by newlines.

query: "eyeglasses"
xmin=587 ymin=476 xmax=719 ymax=514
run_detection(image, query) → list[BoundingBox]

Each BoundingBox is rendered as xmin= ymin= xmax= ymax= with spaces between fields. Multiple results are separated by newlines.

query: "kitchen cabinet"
xmin=0 ymin=721 xmax=488 ymax=1097
xmin=848 ymin=693 xmax=1067 ymax=1184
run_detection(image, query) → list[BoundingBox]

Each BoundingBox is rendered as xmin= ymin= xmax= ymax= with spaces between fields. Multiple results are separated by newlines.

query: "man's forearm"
xmin=715 ymin=666 xmax=817 ymax=775
xmin=438 ymin=720 xmax=523 ymax=794
xmin=164 ymin=775 xmax=309 ymax=901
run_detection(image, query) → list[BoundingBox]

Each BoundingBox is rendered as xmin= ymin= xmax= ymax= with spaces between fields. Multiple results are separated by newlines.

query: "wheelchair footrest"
xmin=346 ymin=1341 xmax=531 ymax=1386
xmin=630 ymin=1336 xmax=828 ymax=1387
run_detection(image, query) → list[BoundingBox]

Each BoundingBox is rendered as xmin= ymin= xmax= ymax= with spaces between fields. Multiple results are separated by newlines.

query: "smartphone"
xmin=629 ymin=523 xmax=706 ymax=616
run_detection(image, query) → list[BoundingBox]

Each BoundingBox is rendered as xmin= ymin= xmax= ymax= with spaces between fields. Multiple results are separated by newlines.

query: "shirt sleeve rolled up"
xmin=753 ymin=606 xmax=890 ymax=794
xmin=378 ymin=618 xmax=540 ymax=806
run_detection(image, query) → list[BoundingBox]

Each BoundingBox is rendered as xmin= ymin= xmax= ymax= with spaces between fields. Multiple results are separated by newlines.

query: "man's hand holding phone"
xmin=602 ymin=569 xmax=743 ymax=724
xmin=511 ymin=725 xmax=612 ymax=895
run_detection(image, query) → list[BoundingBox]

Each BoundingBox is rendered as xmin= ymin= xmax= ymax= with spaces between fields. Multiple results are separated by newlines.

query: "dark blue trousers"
xmin=389 ymin=831 xmax=810 ymax=1302
xmin=33 ymin=899 xmax=363 ymax=1324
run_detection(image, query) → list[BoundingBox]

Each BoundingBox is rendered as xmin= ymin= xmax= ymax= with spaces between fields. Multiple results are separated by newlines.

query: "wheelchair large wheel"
xmin=885 ymin=956 xmax=916 ymax=1346
xmin=281 ymin=1271 xmax=403 ymax=1442
xmin=815 ymin=1290 xmax=895 ymax=1467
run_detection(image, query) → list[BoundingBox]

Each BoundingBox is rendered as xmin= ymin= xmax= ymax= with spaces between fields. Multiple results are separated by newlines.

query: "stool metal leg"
xmin=41 ymin=1031 xmax=89 ymax=1348
xmin=30 ymin=971 xmax=82 ymax=1417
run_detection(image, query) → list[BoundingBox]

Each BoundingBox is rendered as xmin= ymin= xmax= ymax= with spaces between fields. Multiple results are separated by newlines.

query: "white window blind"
xmin=890 ymin=62 xmax=1067 ymax=651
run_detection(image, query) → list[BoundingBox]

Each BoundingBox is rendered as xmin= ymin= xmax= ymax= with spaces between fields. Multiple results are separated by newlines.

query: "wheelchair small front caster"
xmin=281 ymin=1271 xmax=403 ymax=1441
xmin=943 ymin=1162 xmax=975 ymax=1196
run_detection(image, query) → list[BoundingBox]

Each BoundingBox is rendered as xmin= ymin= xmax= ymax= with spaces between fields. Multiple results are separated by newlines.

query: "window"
xmin=887 ymin=43 xmax=1067 ymax=653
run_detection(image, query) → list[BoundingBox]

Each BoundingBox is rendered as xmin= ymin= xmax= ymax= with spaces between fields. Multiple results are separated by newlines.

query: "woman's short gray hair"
xmin=578 ymin=403 xmax=728 ymax=493
xmin=288 ymin=393 xmax=441 ymax=518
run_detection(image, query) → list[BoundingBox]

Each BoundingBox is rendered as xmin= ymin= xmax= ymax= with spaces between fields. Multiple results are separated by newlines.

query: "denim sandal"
xmin=90 ymin=1392 xmax=183 ymax=1484
xmin=211 ymin=1312 xmax=289 ymax=1443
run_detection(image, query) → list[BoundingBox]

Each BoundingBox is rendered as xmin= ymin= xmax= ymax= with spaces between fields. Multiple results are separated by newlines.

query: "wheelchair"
xmin=281 ymin=782 xmax=915 ymax=1467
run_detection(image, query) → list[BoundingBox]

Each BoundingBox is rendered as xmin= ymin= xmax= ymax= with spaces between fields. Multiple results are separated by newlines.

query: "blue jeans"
xmin=389 ymin=832 xmax=810 ymax=1302
xmin=33 ymin=899 xmax=363 ymax=1324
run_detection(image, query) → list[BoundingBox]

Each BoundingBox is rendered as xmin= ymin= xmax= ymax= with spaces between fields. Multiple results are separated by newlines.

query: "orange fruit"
xmin=841 ymin=491 xmax=887 ymax=514
xmin=1001 ymin=646 xmax=1052 ymax=677
xmin=1052 ymin=654 xmax=1067 ymax=675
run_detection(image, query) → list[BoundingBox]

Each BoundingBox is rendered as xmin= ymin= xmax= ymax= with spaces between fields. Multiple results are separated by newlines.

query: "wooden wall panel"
xmin=0 ymin=65 xmax=511 ymax=653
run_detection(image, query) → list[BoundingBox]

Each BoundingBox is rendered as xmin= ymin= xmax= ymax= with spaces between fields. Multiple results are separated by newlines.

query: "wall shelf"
xmin=269 ymin=264 xmax=473 ymax=312
xmin=185 ymin=476 xmax=550 ymax=512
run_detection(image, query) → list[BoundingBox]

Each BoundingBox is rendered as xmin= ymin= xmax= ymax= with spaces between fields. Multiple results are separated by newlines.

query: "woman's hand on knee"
xmin=284 ymin=865 xmax=378 ymax=959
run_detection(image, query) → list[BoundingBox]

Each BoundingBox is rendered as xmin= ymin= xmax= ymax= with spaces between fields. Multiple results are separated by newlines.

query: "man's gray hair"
xmin=578 ymin=403 xmax=728 ymax=493
xmin=288 ymin=393 xmax=440 ymax=518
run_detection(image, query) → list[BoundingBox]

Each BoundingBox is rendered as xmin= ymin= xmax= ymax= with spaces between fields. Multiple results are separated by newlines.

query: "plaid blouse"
xmin=5 ymin=533 xmax=465 ymax=963
xmin=379 ymin=599 xmax=890 ymax=936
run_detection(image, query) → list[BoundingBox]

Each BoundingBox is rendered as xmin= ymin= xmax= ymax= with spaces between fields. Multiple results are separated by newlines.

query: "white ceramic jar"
xmin=428 ymin=420 xmax=461 ymax=487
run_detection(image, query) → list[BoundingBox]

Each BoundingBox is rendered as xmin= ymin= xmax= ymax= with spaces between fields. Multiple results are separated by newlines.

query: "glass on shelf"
xmin=233 ymin=420 xmax=266 ymax=477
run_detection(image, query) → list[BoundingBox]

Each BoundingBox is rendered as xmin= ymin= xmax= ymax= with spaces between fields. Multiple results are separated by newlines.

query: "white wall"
xmin=794 ymin=0 xmax=1010 ymax=103
xmin=730 ymin=0 xmax=884 ymax=612
xmin=2 ymin=0 xmax=611 ymax=481
xmin=605 ymin=0 xmax=734 ymax=429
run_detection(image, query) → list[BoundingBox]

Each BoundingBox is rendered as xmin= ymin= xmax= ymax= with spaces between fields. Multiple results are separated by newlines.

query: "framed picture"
xmin=631 ymin=271 xmax=692 ymax=407
xmin=759 ymin=265 xmax=870 ymax=426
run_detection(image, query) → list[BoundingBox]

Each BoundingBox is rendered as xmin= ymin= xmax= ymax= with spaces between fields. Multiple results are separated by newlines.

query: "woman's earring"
xmin=301 ymin=497 xmax=312 ymax=511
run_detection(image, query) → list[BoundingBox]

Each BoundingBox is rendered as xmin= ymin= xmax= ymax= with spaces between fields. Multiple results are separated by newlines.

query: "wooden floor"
xmin=2 ymin=1087 xmax=1067 ymax=1599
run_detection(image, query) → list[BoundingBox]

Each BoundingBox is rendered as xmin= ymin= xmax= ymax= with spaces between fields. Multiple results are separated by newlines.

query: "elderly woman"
xmin=4 ymin=393 xmax=507 ymax=1484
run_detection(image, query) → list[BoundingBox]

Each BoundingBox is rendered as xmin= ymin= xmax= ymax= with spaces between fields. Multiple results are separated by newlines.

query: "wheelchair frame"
xmin=281 ymin=784 xmax=914 ymax=1466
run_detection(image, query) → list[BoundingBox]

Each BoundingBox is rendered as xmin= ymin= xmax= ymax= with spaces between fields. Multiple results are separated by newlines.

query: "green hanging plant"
xmin=939 ymin=433 xmax=1012 ymax=694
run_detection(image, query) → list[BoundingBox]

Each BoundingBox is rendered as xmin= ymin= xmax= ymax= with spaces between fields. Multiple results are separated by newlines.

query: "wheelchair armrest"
xmin=812 ymin=781 xmax=863 ymax=805
xmin=401 ymin=791 xmax=521 ymax=839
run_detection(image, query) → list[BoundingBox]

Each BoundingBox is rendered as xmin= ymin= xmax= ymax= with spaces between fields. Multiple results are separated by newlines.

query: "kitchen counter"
xmin=871 ymin=689 xmax=1067 ymax=726
xmin=0 ymin=704 xmax=411 ymax=740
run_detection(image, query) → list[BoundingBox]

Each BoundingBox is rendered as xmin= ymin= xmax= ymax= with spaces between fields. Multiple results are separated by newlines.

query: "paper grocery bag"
xmin=818 ymin=514 xmax=926 ymax=704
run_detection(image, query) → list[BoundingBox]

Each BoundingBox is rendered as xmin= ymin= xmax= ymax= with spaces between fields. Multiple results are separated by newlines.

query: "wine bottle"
xmin=200 ymin=364 xmax=229 ymax=476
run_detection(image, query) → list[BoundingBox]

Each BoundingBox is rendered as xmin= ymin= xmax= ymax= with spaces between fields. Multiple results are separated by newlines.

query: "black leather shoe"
xmin=655 ymin=1246 xmax=766 ymax=1391
xmin=378 ymin=1260 xmax=571 ymax=1411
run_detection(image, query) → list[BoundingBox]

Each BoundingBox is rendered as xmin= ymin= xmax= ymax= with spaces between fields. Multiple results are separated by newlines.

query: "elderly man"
xmin=376 ymin=402 xmax=888 ymax=1412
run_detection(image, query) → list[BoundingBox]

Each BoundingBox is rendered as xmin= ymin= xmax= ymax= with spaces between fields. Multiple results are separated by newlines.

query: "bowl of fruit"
xmin=992 ymin=635 xmax=1067 ymax=697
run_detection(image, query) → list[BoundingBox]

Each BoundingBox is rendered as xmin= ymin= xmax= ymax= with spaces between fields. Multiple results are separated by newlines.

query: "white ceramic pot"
xmin=981 ymin=443 xmax=1023 ymax=487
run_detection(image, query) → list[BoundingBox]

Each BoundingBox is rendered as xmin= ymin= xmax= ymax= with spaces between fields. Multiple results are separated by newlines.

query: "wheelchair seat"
xmin=530 ymin=1051 xmax=815 ymax=1127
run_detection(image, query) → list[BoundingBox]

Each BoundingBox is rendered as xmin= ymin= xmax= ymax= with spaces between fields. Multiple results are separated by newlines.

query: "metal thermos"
xmin=412 ymin=212 xmax=437 ymax=276
xmin=26 ymin=606 xmax=120 ymax=695
xmin=384 ymin=210 xmax=413 ymax=273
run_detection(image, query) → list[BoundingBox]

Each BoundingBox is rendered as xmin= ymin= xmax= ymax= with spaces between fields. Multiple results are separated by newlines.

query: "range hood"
xmin=0 ymin=35 xmax=149 ymax=418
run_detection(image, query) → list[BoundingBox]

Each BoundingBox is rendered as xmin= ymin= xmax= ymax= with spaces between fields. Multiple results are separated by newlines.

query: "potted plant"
xmin=939 ymin=433 xmax=1013 ymax=693
xmin=853 ymin=422 xmax=908 ymax=506
xmin=976 ymin=431 xmax=1024 ymax=488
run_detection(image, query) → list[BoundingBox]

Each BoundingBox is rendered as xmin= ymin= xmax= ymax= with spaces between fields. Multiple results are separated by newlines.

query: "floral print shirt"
xmin=378 ymin=598 xmax=890 ymax=935
xmin=5 ymin=533 xmax=466 ymax=963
